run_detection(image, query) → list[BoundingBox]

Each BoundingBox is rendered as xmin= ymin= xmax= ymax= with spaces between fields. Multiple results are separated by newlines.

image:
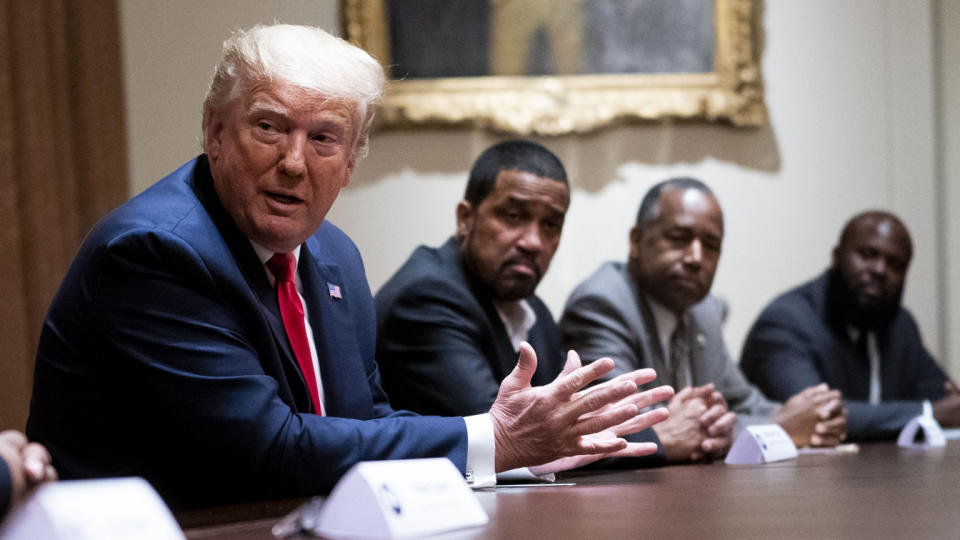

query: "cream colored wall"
xmin=937 ymin=0 xmax=959 ymax=377
xmin=119 ymin=0 xmax=335 ymax=185
xmin=121 ymin=0 xmax=950 ymax=373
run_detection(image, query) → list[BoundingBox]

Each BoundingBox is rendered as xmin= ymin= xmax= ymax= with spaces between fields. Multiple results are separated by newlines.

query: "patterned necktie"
xmin=266 ymin=253 xmax=322 ymax=415
xmin=669 ymin=319 xmax=691 ymax=390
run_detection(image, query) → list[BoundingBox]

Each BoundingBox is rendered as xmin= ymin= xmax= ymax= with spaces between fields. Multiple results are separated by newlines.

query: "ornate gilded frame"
xmin=342 ymin=0 xmax=766 ymax=134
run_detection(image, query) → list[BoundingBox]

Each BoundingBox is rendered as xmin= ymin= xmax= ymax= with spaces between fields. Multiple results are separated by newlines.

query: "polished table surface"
xmin=180 ymin=441 xmax=960 ymax=539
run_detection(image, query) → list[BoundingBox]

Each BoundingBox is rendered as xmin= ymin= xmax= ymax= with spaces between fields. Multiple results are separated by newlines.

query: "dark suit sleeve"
xmin=0 ymin=456 xmax=11 ymax=518
xmin=741 ymin=301 xmax=923 ymax=440
xmin=377 ymin=277 xmax=504 ymax=416
xmin=31 ymin=229 xmax=466 ymax=507
xmin=896 ymin=315 xmax=949 ymax=400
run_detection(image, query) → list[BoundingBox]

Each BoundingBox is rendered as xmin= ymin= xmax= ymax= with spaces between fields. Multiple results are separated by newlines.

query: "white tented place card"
xmin=897 ymin=415 xmax=946 ymax=449
xmin=0 ymin=477 xmax=184 ymax=540
xmin=310 ymin=458 xmax=488 ymax=539
xmin=725 ymin=424 xmax=799 ymax=465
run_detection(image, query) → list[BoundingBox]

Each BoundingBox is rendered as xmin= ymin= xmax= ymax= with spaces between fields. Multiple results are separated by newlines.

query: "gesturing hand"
xmin=489 ymin=343 xmax=672 ymax=472
xmin=651 ymin=384 xmax=735 ymax=462
xmin=528 ymin=351 xmax=675 ymax=474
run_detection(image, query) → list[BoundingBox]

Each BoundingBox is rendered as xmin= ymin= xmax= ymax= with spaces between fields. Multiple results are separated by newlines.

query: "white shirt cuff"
xmin=463 ymin=413 xmax=496 ymax=489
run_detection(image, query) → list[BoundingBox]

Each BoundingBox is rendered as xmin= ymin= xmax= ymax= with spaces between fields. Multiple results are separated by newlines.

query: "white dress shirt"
xmin=847 ymin=326 xmax=881 ymax=405
xmin=495 ymin=299 xmax=538 ymax=353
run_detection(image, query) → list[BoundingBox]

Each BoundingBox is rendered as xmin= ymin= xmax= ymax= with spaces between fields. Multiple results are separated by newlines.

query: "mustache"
xmin=852 ymin=275 xmax=885 ymax=292
xmin=666 ymin=267 xmax=704 ymax=283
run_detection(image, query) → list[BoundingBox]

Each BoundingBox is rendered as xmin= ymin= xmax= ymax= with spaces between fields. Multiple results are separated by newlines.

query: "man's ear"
xmin=628 ymin=226 xmax=642 ymax=261
xmin=343 ymin=126 xmax=369 ymax=185
xmin=455 ymin=200 xmax=474 ymax=241
xmin=342 ymin=152 xmax=357 ymax=188
xmin=203 ymin=110 xmax=224 ymax=160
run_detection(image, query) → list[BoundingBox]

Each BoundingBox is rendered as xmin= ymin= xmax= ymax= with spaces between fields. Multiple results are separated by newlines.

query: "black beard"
xmin=459 ymin=244 xmax=536 ymax=303
xmin=827 ymin=269 xmax=900 ymax=331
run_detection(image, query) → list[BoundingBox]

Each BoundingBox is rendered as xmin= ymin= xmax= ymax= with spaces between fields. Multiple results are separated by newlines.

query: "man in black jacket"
xmin=375 ymin=141 xmax=670 ymax=459
xmin=741 ymin=211 xmax=960 ymax=440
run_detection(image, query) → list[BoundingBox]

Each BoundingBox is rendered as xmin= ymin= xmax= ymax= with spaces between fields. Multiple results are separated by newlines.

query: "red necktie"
xmin=267 ymin=253 xmax=322 ymax=415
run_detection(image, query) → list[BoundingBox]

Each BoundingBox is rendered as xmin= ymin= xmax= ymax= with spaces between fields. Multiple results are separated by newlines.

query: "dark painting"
xmin=387 ymin=0 xmax=715 ymax=79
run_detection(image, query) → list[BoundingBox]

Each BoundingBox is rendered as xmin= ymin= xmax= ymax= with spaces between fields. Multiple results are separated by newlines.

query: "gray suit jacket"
xmin=560 ymin=261 xmax=777 ymax=431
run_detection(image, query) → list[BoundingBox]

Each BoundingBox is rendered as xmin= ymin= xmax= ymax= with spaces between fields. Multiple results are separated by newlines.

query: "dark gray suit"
xmin=560 ymin=261 xmax=777 ymax=431
xmin=740 ymin=272 xmax=948 ymax=440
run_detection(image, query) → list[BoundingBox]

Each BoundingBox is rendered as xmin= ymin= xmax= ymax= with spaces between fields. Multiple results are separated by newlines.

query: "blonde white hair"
xmin=201 ymin=24 xmax=385 ymax=158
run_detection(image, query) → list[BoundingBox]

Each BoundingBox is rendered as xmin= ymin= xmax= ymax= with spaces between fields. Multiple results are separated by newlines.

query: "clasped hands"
xmin=932 ymin=380 xmax=960 ymax=427
xmin=775 ymin=384 xmax=848 ymax=447
xmin=653 ymin=384 xmax=736 ymax=462
xmin=489 ymin=342 xmax=674 ymax=474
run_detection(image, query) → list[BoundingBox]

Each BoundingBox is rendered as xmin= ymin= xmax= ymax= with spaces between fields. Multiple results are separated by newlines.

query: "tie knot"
xmin=267 ymin=252 xmax=296 ymax=282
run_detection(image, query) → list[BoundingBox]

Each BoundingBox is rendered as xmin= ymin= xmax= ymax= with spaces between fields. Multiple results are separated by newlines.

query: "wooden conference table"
xmin=180 ymin=441 xmax=959 ymax=539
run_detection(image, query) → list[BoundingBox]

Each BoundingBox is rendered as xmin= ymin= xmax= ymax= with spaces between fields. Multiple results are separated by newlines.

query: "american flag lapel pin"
xmin=327 ymin=282 xmax=342 ymax=300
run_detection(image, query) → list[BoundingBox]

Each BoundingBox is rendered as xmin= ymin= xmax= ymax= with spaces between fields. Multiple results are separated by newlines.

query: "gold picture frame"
xmin=342 ymin=0 xmax=767 ymax=135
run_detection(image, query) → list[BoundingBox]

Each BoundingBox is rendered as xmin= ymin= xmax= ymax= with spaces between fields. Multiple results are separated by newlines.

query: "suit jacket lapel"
xmin=635 ymin=293 xmax=669 ymax=385
xmin=451 ymin=242 xmax=517 ymax=382
xmin=247 ymin=258 xmax=311 ymax=411
xmin=479 ymin=297 xmax=517 ymax=382
xmin=230 ymin=247 xmax=299 ymax=386
xmin=299 ymin=241 xmax=373 ymax=418
xmin=190 ymin=156 xmax=303 ymax=408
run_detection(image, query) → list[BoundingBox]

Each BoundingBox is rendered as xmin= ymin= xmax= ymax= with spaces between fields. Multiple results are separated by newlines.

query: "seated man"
xmin=376 ymin=140 xmax=671 ymax=455
xmin=741 ymin=211 xmax=960 ymax=440
xmin=26 ymin=24 xmax=670 ymax=509
xmin=561 ymin=178 xmax=848 ymax=462
xmin=0 ymin=430 xmax=56 ymax=518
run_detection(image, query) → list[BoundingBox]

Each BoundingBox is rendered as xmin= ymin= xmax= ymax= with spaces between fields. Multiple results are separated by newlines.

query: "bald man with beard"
xmin=741 ymin=211 xmax=960 ymax=441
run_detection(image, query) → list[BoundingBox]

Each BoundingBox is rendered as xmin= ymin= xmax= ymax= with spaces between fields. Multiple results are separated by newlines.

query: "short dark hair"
xmin=464 ymin=140 xmax=568 ymax=205
xmin=635 ymin=177 xmax=715 ymax=229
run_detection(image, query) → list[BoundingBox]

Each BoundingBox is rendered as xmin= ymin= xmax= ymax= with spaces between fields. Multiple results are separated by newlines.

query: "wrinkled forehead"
xmin=239 ymin=78 xmax=362 ymax=115
xmin=655 ymin=187 xmax=724 ymax=232
xmin=489 ymin=169 xmax=570 ymax=209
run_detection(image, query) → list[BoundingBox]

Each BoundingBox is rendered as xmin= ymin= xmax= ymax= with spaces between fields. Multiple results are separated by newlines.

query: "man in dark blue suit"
xmin=741 ymin=211 xmax=960 ymax=440
xmin=26 ymin=24 xmax=669 ymax=508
